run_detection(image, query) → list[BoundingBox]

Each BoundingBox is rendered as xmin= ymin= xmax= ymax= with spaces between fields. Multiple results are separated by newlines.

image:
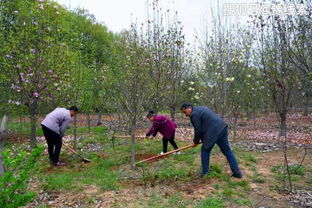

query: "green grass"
xmin=195 ymin=197 xmax=225 ymax=208
xmin=271 ymin=164 xmax=306 ymax=176
xmin=38 ymin=156 xmax=118 ymax=192
xmin=8 ymin=121 xmax=107 ymax=138
xmin=168 ymin=193 xmax=192 ymax=208
xmin=232 ymin=198 xmax=253 ymax=206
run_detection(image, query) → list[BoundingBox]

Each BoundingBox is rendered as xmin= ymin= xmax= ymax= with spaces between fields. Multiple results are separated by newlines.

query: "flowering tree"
xmin=1 ymin=0 xmax=73 ymax=146
xmin=113 ymin=24 xmax=151 ymax=169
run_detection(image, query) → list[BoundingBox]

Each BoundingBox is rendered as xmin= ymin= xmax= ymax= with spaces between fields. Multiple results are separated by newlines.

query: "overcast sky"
xmin=54 ymin=0 xmax=253 ymax=42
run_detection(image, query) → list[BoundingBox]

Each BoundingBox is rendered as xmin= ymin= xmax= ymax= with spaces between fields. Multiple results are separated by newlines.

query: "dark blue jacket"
xmin=190 ymin=106 xmax=227 ymax=149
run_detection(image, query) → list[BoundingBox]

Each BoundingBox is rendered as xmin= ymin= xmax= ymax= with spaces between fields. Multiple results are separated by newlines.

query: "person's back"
xmin=41 ymin=106 xmax=78 ymax=166
xmin=181 ymin=103 xmax=242 ymax=178
xmin=41 ymin=108 xmax=71 ymax=135
xmin=152 ymin=115 xmax=177 ymax=138
xmin=146 ymin=111 xmax=179 ymax=154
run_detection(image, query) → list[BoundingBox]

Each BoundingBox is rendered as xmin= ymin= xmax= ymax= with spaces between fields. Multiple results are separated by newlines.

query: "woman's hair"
xmin=146 ymin=110 xmax=156 ymax=118
xmin=69 ymin=106 xmax=79 ymax=112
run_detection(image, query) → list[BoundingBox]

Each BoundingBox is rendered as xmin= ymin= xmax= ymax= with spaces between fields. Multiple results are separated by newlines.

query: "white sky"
xmin=54 ymin=0 xmax=255 ymax=43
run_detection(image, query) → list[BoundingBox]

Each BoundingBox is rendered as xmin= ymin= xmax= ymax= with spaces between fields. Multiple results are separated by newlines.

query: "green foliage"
xmin=168 ymin=193 xmax=191 ymax=208
xmin=195 ymin=197 xmax=225 ymax=208
xmin=39 ymin=158 xmax=117 ymax=192
xmin=0 ymin=145 xmax=44 ymax=208
xmin=271 ymin=164 xmax=306 ymax=176
xmin=246 ymin=154 xmax=257 ymax=163
xmin=232 ymin=198 xmax=253 ymax=206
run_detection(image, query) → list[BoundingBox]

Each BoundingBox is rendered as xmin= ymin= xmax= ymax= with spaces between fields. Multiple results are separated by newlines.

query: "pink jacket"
xmin=146 ymin=115 xmax=177 ymax=139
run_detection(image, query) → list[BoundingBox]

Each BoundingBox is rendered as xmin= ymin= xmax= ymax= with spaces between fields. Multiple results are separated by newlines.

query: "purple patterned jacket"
xmin=146 ymin=115 xmax=177 ymax=139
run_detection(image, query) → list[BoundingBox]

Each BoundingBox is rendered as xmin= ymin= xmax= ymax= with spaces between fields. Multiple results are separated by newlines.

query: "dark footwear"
xmin=195 ymin=172 xmax=209 ymax=178
xmin=231 ymin=173 xmax=243 ymax=178
xmin=52 ymin=162 xmax=66 ymax=166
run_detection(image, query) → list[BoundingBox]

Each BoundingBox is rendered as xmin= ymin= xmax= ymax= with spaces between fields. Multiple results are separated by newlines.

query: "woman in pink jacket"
xmin=146 ymin=110 xmax=179 ymax=155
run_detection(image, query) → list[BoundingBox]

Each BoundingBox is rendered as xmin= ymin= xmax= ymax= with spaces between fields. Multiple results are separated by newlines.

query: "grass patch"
xmin=168 ymin=193 xmax=191 ymax=208
xmin=271 ymin=164 xmax=305 ymax=176
xmin=195 ymin=197 xmax=225 ymax=208
xmin=232 ymin=198 xmax=253 ymax=206
xmin=39 ymin=157 xmax=118 ymax=192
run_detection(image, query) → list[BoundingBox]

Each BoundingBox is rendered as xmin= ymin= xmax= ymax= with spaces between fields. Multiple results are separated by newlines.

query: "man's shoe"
xmin=159 ymin=152 xmax=164 ymax=155
xmin=231 ymin=173 xmax=243 ymax=178
xmin=195 ymin=172 xmax=209 ymax=178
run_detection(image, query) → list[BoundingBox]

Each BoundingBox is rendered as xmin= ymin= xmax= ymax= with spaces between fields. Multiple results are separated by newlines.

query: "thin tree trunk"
xmin=303 ymin=94 xmax=309 ymax=116
xmin=87 ymin=113 xmax=91 ymax=134
xmin=73 ymin=115 xmax=77 ymax=151
xmin=233 ymin=112 xmax=238 ymax=141
xmin=253 ymin=108 xmax=256 ymax=130
xmin=29 ymin=103 xmax=38 ymax=147
xmin=19 ymin=113 xmax=23 ymax=133
xmin=130 ymin=121 xmax=136 ymax=170
xmin=97 ymin=112 xmax=102 ymax=126
xmin=279 ymin=111 xmax=287 ymax=137
xmin=170 ymin=106 xmax=176 ymax=122
xmin=283 ymin=134 xmax=292 ymax=192
xmin=0 ymin=114 xmax=9 ymax=176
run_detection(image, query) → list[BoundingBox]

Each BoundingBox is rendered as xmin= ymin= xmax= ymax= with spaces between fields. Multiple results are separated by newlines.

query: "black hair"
xmin=146 ymin=110 xmax=156 ymax=118
xmin=180 ymin=103 xmax=193 ymax=111
xmin=69 ymin=106 xmax=79 ymax=112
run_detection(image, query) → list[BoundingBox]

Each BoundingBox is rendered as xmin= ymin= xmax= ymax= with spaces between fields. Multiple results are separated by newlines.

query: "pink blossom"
xmin=15 ymin=65 xmax=21 ymax=69
xmin=33 ymin=92 xmax=39 ymax=97
xmin=28 ymin=67 xmax=33 ymax=72
xmin=32 ymin=21 xmax=38 ymax=25
xmin=39 ymin=4 xmax=44 ymax=10
xmin=13 ymin=10 xmax=19 ymax=14
xmin=38 ymin=0 xmax=44 ymax=2
xmin=5 ymin=55 xmax=12 ymax=59
xmin=48 ymin=69 xmax=53 ymax=74
xmin=53 ymin=5 xmax=58 ymax=9
xmin=56 ymin=11 xmax=60 ymax=15
xmin=30 ymin=48 xmax=36 ymax=53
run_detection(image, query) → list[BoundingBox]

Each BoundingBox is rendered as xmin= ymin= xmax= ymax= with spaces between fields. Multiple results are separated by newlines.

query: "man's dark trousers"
xmin=41 ymin=125 xmax=62 ymax=164
xmin=201 ymin=126 xmax=241 ymax=175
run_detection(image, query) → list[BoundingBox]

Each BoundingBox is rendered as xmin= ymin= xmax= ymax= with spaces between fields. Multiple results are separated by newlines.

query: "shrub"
xmin=0 ymin=145 xmax=44 ymax=208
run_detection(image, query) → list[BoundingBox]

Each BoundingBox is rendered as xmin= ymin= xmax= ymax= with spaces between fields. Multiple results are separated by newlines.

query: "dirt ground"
xmin=15 ymin=112 xmax=312 ymax=207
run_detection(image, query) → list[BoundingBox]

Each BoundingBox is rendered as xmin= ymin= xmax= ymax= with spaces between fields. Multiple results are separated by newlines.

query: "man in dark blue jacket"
xmin=181 ymin=103 xmax=242 ymax=178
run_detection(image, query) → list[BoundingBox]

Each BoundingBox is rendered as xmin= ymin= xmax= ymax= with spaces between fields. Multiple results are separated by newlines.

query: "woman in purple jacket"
xmin=146 ymin=110 xmax=179 ymax=155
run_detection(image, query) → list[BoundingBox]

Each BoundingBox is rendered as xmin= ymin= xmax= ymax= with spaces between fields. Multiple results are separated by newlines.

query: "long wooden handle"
xmin=113 ymin=135 xmax=146 ymax=139
xmin=135 ymin=144 xmax=196 ymax=165
xmin=62 ymin=142 xmax=83 ymax=158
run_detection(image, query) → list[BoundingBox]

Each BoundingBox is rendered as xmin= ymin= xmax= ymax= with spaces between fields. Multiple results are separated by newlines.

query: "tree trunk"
xmin=170 ymin=106 xmax=176 ymax=122
xmin=246 ymin=108 xmax=251 ymax=121
xmin=303 ymin=93 xmax=309 ymax=116
xmin=253 ymin=108 xmax=256 ymax=130
xmin=87 ymin=113 xmax=91 ymax=134
xmin=97 ymin=112 xmax=102 ymax=126
xmin=0 ymin=114 xmax=9 ymax=176
xmin=29 ymin=103 xmax=38 ymax=147
xmin=19 ymin=114 xmax=23 ymax=132
xmin=73 ymin=115 xmax=77 ymax=151
xmin=233 ymin=112 xmax=238 ymax=141
xmin=279 ymin=111 xmax=287 ymax=137
xmin=130 ymin=121 xmax=136 ymax=170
